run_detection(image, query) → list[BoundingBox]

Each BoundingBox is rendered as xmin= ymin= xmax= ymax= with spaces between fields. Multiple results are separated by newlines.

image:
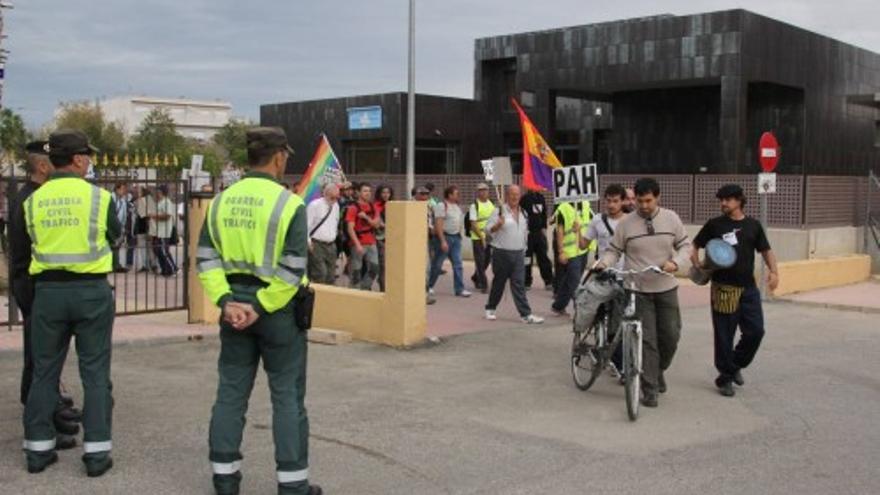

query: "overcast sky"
xmin=3 ymin=0 xmax=878 ymax=129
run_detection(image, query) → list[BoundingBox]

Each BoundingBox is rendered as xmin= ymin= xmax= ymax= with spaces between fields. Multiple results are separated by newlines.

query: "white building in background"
xmin=97 ymin=96 xmax=232 ymax=141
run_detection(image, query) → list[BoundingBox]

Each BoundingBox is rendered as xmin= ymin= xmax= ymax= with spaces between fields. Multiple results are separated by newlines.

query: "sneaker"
xmin=426 ymin=295 xmax=437 ymax=305
xmin=428 ymin=288 xmax=435 ymax=296
xmin=457 ymin=290 xmax=472 ymax=298
xmin=485 ymin=310 xmax=497 ymax=320
xmin=521 ymin=314 xmax=545 ymax=324
xmin=641 ymin=392 xmax=659 ymax=408
xmin=733 ymin=369 xmax=745 ymax=386
xmin=607 ymin=362 xmax=622 ymax=379
xmin=715 ymin=375 xmax=736 ymax=397
xmin=658 ymin=371 xmax=667 ymax=394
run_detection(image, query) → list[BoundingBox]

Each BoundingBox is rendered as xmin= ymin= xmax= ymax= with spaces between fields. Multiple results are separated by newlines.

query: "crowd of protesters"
xmin=107 ymin=183 xmax=181 ymax=277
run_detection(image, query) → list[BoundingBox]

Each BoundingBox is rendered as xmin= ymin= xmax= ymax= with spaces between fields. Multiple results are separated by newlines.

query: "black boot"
xmin=83 ymin=454 xmax=114 ymax=478
xmin=640 ymin=391 xmax=658 ymax=408
xmin=27 ymin=451 xmax=58 ymax=474
xmin=56 ymin=434 xmax=78 ymax=450
xmin=213 ymin=471 xmax=242 ymax=495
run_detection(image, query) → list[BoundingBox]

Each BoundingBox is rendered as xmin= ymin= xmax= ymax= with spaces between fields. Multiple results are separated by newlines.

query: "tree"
xmin=181 ymin=138 xmax=225 ymax=177
xmin=129 ymin=108 xmax=185 ymax=154
xmin=0 ymin=108 xmax=28 ymax=164
xmin=212 ymin=119 xmax=251 ymax=167
xmin=54 ymin=101 xmax=126 ymax=153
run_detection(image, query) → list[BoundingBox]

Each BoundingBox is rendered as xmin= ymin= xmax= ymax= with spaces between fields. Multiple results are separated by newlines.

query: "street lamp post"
xmin=406 ymin=0 xmax=415 ymax=198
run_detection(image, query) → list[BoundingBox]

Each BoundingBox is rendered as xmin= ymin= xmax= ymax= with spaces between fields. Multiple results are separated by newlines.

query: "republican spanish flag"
xmin=511 ymin=98 xmax=563 ymax=191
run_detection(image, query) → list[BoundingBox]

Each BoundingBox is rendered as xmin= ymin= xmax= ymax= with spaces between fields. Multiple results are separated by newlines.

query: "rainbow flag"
xmin=511 ymin=98 xmax=563 ymax=191
xmin=297 ymin=134 xmax=346 ymax=203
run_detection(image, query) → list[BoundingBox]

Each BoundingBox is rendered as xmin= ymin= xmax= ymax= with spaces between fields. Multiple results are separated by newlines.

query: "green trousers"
xmin=209 ymin=285 xmax=310 ymax=495
xmin=23 ymin=279 xmax=115 ymax=464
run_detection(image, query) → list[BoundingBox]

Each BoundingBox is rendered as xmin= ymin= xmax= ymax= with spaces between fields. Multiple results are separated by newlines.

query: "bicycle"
xmin=570 ymin=265 xmax=669 ymax=421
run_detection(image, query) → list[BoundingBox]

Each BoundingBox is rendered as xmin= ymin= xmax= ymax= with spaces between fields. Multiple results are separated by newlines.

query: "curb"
xmin=770 ymin=298 xmax=880 ymax=315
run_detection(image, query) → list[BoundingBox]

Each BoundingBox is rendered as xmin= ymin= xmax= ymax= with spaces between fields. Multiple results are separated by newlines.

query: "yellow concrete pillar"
xmin=187 ymin=195 xmax=221 ymax=325
xmin=311 ymin=200 xmax=427 ymax=347
xmin=379 ymin=200 xmax=427 ymax=346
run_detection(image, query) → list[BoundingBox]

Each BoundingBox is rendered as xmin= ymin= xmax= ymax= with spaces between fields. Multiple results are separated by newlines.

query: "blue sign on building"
xmin=347 ymin=106 xmax=382 ymax=130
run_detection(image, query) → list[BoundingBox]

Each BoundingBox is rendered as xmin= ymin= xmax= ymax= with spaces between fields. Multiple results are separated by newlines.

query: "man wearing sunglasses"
xmin=597 ymin=177 xmax=691 ymax=408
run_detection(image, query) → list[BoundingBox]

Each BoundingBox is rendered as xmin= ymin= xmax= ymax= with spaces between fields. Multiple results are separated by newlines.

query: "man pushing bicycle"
xmin=596 ymin=178 xmax=691 ymax=408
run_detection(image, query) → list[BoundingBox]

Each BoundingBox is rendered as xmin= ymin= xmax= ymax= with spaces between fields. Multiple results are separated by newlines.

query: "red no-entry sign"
xmin=759 ymin=132 xmax=780 ymax=173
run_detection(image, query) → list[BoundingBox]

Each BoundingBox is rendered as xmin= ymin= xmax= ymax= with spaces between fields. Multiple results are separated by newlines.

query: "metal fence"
xmin=1 ymin=175 xmax=189 ymax=328
xmin=287 ymin=173 xmax=873 ymax=229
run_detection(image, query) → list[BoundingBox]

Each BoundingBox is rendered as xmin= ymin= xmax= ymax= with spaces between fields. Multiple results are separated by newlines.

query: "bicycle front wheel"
xmin=571 ymin=322 xmax=603 ymax=391
xmin=623 ymin=323 xmax=641 ymax=421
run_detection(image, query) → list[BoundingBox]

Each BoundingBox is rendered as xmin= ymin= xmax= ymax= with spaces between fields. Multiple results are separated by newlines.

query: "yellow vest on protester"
xmin=469 ymin=199 xmax=496 ymax=240
xmin=557 ymin=200 xmax=596 ymax=259
xmin=25 ymin=175 xmax=113 ymax=275
xmin=198 ymin=176 xmax=309 ymax=313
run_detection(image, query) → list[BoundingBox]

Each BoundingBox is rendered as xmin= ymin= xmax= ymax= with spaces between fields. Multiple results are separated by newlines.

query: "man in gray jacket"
xmin=598 ymin=178 xmax=691 ymax=408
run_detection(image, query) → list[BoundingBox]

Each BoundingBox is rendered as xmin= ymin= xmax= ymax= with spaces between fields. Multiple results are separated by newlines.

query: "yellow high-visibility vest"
xmin=25 ymin=176 xmax=112 ymax=275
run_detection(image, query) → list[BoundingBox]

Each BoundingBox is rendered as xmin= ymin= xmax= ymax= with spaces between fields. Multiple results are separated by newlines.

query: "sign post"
xmin=757 ymin=132 xmax=779 ymax=299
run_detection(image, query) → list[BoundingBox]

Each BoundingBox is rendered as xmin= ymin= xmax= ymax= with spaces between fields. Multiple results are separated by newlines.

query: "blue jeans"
xmin=428 ymin=234 xmax=464 ymax=295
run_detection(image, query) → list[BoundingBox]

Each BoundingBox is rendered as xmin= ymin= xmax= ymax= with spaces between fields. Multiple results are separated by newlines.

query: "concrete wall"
xmin=775 ymin=255 xmax=872 ymax=296
xmin=188 ymin=198 xmax=428 ymax=347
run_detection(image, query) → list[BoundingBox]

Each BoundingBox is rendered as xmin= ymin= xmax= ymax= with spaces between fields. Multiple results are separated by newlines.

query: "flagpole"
xmin=406 ymin=0 xmax=416 ymax=198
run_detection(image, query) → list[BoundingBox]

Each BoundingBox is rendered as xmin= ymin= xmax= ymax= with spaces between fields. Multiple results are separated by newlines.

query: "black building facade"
xmin=261 ymin=93 xmax=486 ymax=175
xmin=263 ymin=9 xmax=880 ymax=176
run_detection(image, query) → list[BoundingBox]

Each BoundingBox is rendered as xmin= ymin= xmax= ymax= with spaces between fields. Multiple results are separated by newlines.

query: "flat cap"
xmin=25 ymin=140 xmax=50 ymax=155
xmin=246 ymin=127 xmax=294 ymax=155
xmin=48 ymin=129 xmax=98 ymax=156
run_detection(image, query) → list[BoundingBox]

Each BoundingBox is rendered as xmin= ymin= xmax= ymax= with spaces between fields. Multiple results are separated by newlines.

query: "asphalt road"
xmin=0 ymin=301 xmax=878 ymax=494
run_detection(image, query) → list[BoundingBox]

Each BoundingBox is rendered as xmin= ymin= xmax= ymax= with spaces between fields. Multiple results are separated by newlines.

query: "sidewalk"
xmin=777 ymin=277 xmax=880 ymax=313
xmin=0 ymin=310 xmax=214 ymax=353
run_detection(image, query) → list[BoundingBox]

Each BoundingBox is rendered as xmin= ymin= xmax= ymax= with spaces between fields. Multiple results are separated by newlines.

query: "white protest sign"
xmin=190 ymin=155 xmax=204 ymax=174
xmin=491 ymin=156 xmax=513 ymax=185
xmin=480 ymin=159 xmax=494 ymax=183
xmin=552 ymin=163 xmax=599 ymax=204
xmin=758 ymin=173 xmax=777 ymax=194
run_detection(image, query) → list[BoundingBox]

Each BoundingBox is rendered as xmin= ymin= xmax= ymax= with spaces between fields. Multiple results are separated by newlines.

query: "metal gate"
xmin=2 ymin=175 xmax=190 ymax=328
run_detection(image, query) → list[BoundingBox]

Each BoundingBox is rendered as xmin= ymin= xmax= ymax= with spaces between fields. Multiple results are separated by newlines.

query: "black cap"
xmin=25 ymin=140 xmax=50 ymax=155
xmin=246 ymin=127 xmax=294 ymax=155
xmin=48 ymin=129 xmax=98 ymax=156
xmin=716 ymin=184 xmax=745 ymax=200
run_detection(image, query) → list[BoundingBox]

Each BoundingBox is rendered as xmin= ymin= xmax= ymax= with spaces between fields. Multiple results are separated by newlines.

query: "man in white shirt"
xmin=307 ymin=183 xmax=341 ymax=284
xmin=151 ymin=185 xmax=178 ymax=277
xmin=134 ymin=186 xmax=157 ymax=272
xmin=582 ymin=184 xmax=628 ymax=268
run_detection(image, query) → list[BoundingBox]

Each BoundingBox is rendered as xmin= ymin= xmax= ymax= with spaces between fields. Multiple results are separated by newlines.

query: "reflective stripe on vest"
xmin=200 ymin=178 xmax=304 ymax=286
xmin=26 ymin=179 xmax=112 ymax=274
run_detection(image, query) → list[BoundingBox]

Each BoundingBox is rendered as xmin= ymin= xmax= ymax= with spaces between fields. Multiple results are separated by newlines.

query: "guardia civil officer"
xmin=9 ymin=141 xmax=82 ymax=453
xmin=196 ymin=127 xmax=321 ymax=495
xmin=21 ymin=130 xmax=120 ymax=476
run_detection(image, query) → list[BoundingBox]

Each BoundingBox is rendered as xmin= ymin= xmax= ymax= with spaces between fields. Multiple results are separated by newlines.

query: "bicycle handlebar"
xmin=603 ymin=265 xmax=672 ymax=277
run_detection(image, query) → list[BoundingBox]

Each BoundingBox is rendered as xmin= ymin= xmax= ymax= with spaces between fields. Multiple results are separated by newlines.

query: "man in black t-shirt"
xmin=692 ymin=184 xmax=780 ymax=398
xmin=520 ymin=187 xmax=554 ymax=290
